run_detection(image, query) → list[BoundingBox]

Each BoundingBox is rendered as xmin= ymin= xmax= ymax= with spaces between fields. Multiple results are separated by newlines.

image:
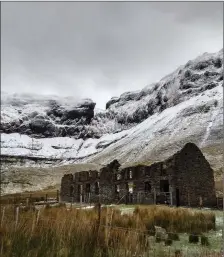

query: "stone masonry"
xmin=60 ymin=143 xmax=217 ymax=207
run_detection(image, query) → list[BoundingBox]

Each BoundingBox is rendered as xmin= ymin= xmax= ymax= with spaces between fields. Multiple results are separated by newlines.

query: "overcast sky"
xmin=1 ymin=2 xmax=223 ymax=109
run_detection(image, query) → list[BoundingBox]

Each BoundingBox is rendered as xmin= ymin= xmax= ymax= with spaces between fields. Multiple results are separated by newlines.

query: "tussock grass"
xmin=133 ymin=205 xmax=216 ymax=234
xmin=0 ymin=204 xmax=220 ymax=257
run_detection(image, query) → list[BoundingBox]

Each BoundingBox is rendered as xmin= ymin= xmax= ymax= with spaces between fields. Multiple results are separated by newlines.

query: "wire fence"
xmin=2 ymin=190 xmax=223 ymax=210
xmin=0 ymin=190 xmax=60 ymax=205
xmin=0 ymin=203 xmax=223 ymax=257
xmin=1 ymin=204 xmax=223 ymax=238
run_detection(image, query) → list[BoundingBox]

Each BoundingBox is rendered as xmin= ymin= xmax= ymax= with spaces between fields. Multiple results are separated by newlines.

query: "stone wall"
xmin=174 ymin=143 xmax=217 ymax=207
xmin=60 ymin=143 xmax=217 ymax=208
xmin=60 ymin=174 xmax=74 ymax=202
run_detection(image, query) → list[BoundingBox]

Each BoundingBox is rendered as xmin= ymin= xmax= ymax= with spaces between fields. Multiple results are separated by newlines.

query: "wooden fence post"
xmin=170 ymin=190 xmax=173 ymax=206
xmin=45 ymin=194 xmax=48 ymax=203
xmin=96 ymin=202 xmax=101 ymax=244
xmin=187 ymin=191 xmax=190 ymax=207
xmin=80 ymin=194 xmax=82 ymax=206
xmin=153 ymin=188 xmax=156 ymax=204
xmin=56 ymin=190 xmax=59 ymax=202
xmin=1 ymin=207 xmax=5 ymax=227
xmin=199 ymin=196 xmax=203 ymax=208
xmin=105 ymin=206 xmax=109 ymax=246
xmin=15 ymin=206 xmax=19 ymax=229
xmin=26 ymin=198 xmax=29 ymax=207
xmin=36 ymin=209 xmax=40 ymax=225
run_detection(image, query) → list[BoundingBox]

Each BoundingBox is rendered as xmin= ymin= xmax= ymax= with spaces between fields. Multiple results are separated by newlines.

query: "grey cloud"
xmin=1 ymin=2 xmax=223 ymax=109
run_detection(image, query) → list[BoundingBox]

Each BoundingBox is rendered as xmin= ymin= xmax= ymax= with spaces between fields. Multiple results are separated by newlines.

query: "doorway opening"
xmin=176 ymin=188 xmax=180 ymax=207
xmin=86 ymin=183 xmax=91 ymax=193
xmin=160 ymin=180 xmax=169 ymax=192
xmin=144 ymin=182 xmax=151 ymax=192
xmin=95 ymin=182 xmax=99 ymax=195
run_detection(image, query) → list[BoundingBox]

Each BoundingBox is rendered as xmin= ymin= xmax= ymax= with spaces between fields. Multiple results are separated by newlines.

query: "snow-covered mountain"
xmin=1 ymin=49 xmax=223 ymax=194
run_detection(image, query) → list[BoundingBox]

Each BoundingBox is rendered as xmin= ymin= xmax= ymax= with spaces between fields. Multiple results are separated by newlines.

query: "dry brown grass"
xmin=0 ymin=204 xmax=220 ymax=257
xmin=132 ymin=205 xmax=216 ymax=234
xmin=0 ymin=189 xmax=59 ymax=205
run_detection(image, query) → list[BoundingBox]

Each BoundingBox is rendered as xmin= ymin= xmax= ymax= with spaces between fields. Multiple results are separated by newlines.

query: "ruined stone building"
xmin=60 ymin=143 xmax=217 ymax=207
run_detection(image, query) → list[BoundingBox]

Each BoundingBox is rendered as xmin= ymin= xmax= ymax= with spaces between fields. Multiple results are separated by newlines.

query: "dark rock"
xmin=185 ymin=89 xmax=192 ymax=94
xmin=47 ymin=107 xmax=64 ymax=118
xmin=194 ymin=61 xmax=209 ymax=70
xmin=189 ymin=234 xmax=199 ymax=244
xmin=172 ymin=94 xmax=181 ymax=106
xmin=213 ymin=57 xmax=222 ymax=68
xmin=64 ymin=109 xmax=90 ymax=121
xmin=19 ymin=124 xmax=29 ymax=133
xmin=204 ymin=82 xmax=218 ymax=91
xmin=163 ymin=84 xmax=167 ymax=90
xmin=182 ymin=104 xmax=212 ymax=117
xmin=154 ymin=83 xmax=159 ymax=91
xmin=184 ymin=70 xmax=192 ymax=78
xmin=217 ymin=75 xmax=223 ymax=81
xmin=132 ymin=108 xmax=148 ymax=123
xmin=165 ymin=238 xmax=173 ymax=246
xmin=44 ymin=123 xmax=56 ymax=137
xmin=168 ymin=233 xmax=179 ymax=241
xmin=29 ymin=119 xmax=55 ymax=134
xmin=180 ymin=83 xmax=195 ymax=90
xmin=156 ymin=91 xmax=163 ymax=106
xmin=46 ymin=99 xmax=96 ymax=126
xmin=22 ymin=116 xmax=29 ymax=122
xmin=147 ymin=99 xmax=156 ymax=116
xmin=163 ymin=96 xmax=168 ymax=102
xmin=160 ymin=103 xmax=168 ymax=112
xmin=117 ymin=114 xmax=126 ymax=124
xmin=190 ymin=73 xmax=200 ymax=82
xmin=204 ymin=71 xmax=219 ymax=77
xmin=106 ymin=97 xmax=120 ymax=109
xmin=120 ymin=92 xmax=139 ymax=102
xmin=201 ymin=235 xmax=209 ymax=246
xmin=29 ymin=111 xmax=39 ymax=119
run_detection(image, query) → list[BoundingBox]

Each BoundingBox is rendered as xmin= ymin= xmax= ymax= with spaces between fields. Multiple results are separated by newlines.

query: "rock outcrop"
xmin=1 ymin=49 xmax=223 ymax=139
xmin=1 ymin=49 xmax=223 ymax=195
xmin=1 ymin=96 xmax=96 ymax=139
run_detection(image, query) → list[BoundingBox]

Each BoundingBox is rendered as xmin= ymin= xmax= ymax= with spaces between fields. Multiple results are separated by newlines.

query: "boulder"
xmin=29 ymin=118 xmax=55 ymax=135
xmin=106 ymin=97 xmax=120 ymax=109
xmin=155 ymin=226 xmax=168 ymax=241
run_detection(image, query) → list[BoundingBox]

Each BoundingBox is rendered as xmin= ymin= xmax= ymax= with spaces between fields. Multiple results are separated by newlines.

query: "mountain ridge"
xmin=1 ymin=49 xmax=223 ymax=194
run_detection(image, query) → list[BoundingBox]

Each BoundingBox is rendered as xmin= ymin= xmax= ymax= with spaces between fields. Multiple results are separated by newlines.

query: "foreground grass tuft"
xmin=0 ymin=204 xmax=221 ymax=257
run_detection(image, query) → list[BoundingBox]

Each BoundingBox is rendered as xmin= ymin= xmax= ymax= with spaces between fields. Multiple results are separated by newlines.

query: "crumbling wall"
xmin=60 ymin=143 xmax=217 ymax=208
xmin=174 ymin=143 xmax=217 ymax=207
xmin=60 ymin=174 xmax=74 ymax=202
xmin=72 ymin=170 xmax=100 ymax=203
xmin=100 ymin=160 xmax=120 ymax=204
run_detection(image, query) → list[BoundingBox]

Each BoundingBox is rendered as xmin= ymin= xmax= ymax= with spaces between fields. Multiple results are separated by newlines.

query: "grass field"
xmin=0 ymin=204 xmax=223 ymax=257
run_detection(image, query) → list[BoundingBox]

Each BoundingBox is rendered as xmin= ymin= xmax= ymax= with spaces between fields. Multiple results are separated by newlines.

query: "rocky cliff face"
xmin=1 ymin=49 xmax=223 ymax=194
xmin=2 ymin=49 xmax=223 ymax=139
xmin=104 ymin=49 xmax=223 ymax=125
xmin=1 ymin=94 xmax=96 ymax=139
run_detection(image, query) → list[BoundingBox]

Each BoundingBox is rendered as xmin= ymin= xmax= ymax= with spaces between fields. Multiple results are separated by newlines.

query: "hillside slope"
xmin=1 ymin=49 xmax=223 ymax=194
